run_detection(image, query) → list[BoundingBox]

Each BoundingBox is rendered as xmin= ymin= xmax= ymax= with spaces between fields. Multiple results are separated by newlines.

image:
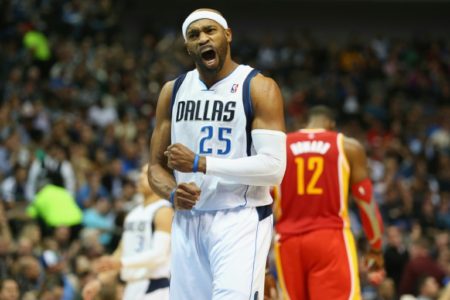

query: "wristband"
xmin=192 ymin=154 xmax=200 ymax=173
xmin=169 ymin=189 xmax=176 ymax=205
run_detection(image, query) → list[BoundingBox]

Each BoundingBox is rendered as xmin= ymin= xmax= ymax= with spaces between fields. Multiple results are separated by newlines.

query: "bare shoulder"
xmin=250 ymin=73 xmax=281 ymax=99
xmin=157 ymin=80 xmax=176 ymax=105
xmin=154 ymin=80 xmax=177 ymax=120
xmin=343 ymin=136 xmax=365 ymax=154
xmin=249 ymin=73 xmax=285 ymax=131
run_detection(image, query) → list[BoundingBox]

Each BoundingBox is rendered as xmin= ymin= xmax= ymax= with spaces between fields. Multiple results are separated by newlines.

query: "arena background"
xmin=0 ymin=0 xmax=449 ymax=299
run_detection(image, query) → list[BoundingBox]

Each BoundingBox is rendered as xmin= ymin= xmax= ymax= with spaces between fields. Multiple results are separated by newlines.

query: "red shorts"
xmin=275 ymin=228 xmax=361 ymax=300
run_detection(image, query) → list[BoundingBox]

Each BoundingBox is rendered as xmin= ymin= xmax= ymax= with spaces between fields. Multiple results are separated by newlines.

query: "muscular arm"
xmin=344 ymin=137 xmax=383 ymax=251
xmin=200 ymin=74 xmax=287 ymax=185
xmin=148 ymin=81 xmax=177 ymax=200
xmin=250 ymin=74 xmax=286 ymax=132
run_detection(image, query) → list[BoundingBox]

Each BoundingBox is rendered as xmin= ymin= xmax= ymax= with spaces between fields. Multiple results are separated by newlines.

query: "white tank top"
xmin=120 ymin=199 xmax=171 ymax=281
xmin=171 ymin=65 xmax=272 ymax=210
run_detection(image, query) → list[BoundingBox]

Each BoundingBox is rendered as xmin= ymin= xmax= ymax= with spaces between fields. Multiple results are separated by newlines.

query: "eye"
xmin=187 ymin=31 xmax=199 ymax=40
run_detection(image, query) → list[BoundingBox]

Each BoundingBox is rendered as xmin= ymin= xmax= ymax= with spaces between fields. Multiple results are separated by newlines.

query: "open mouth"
xmin=201 ymin=49 xmax=217 ymax=64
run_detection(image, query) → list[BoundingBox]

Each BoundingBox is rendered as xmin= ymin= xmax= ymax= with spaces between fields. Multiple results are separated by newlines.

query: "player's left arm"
xmin=166 ymin=74 xmax=287 ymax=186
xmin=119 ymin=206 xmax=174 ymax=270
xmin=344 ymin=137 xmax=384 ymax=268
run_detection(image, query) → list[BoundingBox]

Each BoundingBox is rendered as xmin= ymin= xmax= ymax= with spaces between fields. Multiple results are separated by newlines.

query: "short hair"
xmin=412 ymin=237 xmax=431 ymax=250
xmin=0 ymin=278 xmax=17 ymax=290
xmin=307 ymin=106 xmax=336 ymax=122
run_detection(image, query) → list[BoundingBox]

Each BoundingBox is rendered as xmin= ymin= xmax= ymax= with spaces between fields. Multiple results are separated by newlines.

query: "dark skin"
xmin=148 ymin=13 xmax=285 ymax=210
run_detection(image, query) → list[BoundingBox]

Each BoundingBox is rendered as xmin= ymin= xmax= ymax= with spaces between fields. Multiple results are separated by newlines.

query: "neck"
xmin=306 ymin=122 xmax=326 ymax=130
xmin=198 ymin=57 xmax=238 ymax=88
xmin=143 ymin=193 xmax=160 ymax=205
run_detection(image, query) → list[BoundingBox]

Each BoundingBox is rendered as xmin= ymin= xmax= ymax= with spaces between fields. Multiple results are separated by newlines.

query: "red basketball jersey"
xmin=276 ymin=129 xmax=351 ymax=239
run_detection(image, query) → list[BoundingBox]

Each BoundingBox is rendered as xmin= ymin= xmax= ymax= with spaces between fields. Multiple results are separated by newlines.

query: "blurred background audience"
xmin=0 ymin=0 xmax=449 ymax=299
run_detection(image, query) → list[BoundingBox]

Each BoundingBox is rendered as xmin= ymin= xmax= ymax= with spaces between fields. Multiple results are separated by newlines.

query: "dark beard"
xmin=193 ymin=43 xmax=227 ymax=75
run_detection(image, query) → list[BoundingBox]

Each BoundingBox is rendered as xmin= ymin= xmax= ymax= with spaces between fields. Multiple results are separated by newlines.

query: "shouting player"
xmin=148 ymin=8 xmax=286 ymax=300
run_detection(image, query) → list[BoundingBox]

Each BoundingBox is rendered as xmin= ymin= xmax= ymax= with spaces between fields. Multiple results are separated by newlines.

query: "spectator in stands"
xmin=399 ymin=238 xmax=446 ymax=296
xmin=26 ymin=183 xmax=83 ymax=236
xmin=76 ymin=171 xmax=109 ymax=209
xmin=15 ymin=256 xmax=42 ymax=296
xmin=26 ymin=143 xmax=76 ymax=201
xmin=0 ymin=278 xmax=19 ymax=300
xmin=101 ymin=159 xmax=125 ymax=201
xmin=416 ymin=276 xmax=440 ymax=300
xmin=384 ymin=225 xmax=410 ymax=293
xmin=82 ymin=196 xmax=115 ymax=248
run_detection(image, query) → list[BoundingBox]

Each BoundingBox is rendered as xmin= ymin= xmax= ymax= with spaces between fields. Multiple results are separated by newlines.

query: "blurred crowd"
xmin=0 ymin=0 xmax=449 ymax=299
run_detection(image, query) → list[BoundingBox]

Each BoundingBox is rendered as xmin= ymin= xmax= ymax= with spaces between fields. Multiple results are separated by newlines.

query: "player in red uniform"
xmin=274 ymin=106 xmax=384 ymax=300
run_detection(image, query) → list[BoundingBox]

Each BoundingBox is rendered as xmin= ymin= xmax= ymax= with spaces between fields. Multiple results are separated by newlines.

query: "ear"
xmin=225 ymin=28 xmax=232 ymax=43
xmin=185 ymin=43 xmax=191 ymax=55
xmin=331 ymin=120 xmax=336 ymax=130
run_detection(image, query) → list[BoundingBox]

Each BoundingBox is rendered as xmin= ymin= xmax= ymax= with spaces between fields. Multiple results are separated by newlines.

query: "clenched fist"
xmin=173 ymin=182 xmax=201 ymax=210
xmin=364 ymin=248 xmax=384 ymax=271
xmin=165 ymin=143 xmax=198 ymax=172
xmin=363 ymin=249 xmax=385 ymax=286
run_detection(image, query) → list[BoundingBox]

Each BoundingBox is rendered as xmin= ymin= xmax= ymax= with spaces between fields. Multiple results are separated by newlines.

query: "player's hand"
xmin=173 ymin=182 xmax=201 ymax=210
xmin=364 ymin=249 xmax=384 ymax=271
xmin=367 ymin=269 xmax=386 ymax=286
xmin=165 ymin=143 xmax=197 ymax=173
xmin=264 ymin=271 xmax=279 ymax=300
xmin=93 ymin=256 xmax=121 ymax=272
xmin=363 ymin=249 xmax=385 ymax=286
xmin=82 ymin=279 xmax=101 ymax=300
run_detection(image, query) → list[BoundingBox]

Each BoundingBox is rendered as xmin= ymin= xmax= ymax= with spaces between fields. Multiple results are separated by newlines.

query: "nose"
xmin=198 ymin=31 xmax=209 ymax=45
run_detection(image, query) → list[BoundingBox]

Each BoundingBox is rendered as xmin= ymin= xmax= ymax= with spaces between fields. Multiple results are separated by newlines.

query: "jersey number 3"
xmin=295 ymin=156 xmax=324 ymax=195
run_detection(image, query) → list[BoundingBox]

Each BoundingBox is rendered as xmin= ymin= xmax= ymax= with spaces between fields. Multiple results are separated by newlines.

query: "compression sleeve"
xmin=352 ymin=178 xmax=384 ymax=251
xmin=205 ymin=129 xmax=287 ymax=186
xmin=121 ymin=231 xmax=170 ymax=269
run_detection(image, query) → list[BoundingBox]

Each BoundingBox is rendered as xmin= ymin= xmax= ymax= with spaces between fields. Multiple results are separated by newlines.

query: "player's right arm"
xmin=148 ymin=81 xmax=200 ymax=209
xmin=148 ymin=81 xmax=177 ymax=200
xmin=344 ymin=137 xmax=384 ymax=269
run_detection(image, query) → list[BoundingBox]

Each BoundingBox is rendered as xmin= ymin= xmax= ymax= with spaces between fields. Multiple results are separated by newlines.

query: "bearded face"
xmin=185 ymin=19 xmax=231 ymax=75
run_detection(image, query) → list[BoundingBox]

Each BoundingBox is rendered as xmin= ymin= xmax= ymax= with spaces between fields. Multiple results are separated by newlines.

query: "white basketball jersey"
xmin=120 ymin=199 xmax=171 ymax=281
xmin=171 ymin=65 xmax=272 ymax=210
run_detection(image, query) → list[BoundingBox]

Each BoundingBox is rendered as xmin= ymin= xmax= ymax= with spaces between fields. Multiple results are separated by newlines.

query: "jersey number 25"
xmin=199 ymin=126 xmax=232 ymax=155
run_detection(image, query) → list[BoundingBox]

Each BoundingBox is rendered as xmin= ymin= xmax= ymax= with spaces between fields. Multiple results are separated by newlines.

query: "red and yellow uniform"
xmin=275 ymin=129 xmax=360 ymax=300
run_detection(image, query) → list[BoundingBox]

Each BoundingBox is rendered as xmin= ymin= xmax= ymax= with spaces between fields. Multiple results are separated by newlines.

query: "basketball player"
xmin=274 ymin=106 xmax=384 ymax=300
xmin=148 ymin=8 xmax=286 ymax=300
xmin=82 ymin=164 xmax=173 ymax=300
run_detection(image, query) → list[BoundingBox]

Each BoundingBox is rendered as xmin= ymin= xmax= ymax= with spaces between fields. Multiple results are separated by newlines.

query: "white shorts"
xmin=170 ymin=205 xmax=273 ymax=300
xmin=122 ymin=278 xmax=169 ymax=300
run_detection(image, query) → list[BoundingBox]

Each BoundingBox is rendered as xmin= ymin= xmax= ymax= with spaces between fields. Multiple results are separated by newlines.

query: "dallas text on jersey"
xmin=175 ymin=100 xmax=236 ymax=122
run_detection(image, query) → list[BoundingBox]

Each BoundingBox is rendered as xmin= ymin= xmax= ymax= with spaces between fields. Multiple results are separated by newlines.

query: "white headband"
xmin=182 ymin=11 xmax=228 ymax=41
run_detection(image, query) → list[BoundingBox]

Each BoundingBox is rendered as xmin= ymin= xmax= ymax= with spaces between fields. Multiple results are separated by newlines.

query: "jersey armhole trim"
xmin=338 ymin=133 xmax=350 ymax=171
xmin=170 ymin=73 xmax=187 ymax=116
xmin=242 ymin=69 xmax=260 ymax=156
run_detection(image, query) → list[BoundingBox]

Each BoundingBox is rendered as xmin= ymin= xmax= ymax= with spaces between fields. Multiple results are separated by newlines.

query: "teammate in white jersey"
xmin=82 ymin=164 xmax=173 ymax=300
xmin=148 ymin=8 xmax=286 ymax=300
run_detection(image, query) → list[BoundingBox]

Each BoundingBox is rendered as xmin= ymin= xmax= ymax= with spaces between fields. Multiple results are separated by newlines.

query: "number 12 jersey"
xmin=276 ymin=129 xmax=351 ymax=240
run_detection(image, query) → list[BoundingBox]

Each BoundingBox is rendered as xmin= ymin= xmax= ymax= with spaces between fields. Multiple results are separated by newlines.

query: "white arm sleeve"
xmin=121 ymin=231 xmax=170 ymax=270
xmin=206 ymin=129 xmax=286 ymax=186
